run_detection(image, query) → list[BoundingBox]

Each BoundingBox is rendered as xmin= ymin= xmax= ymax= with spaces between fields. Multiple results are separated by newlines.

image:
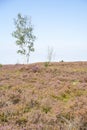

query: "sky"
xmin=0 ymin=0 xmax=87 ymax=64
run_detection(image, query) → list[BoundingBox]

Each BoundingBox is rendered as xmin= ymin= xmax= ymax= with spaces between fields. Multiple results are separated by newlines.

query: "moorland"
xmin=0 ymin=62 xmax=87 ymax=130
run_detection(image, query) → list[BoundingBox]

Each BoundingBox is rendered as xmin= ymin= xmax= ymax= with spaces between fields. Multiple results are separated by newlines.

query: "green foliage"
xmin=16 ymin=117 xmax=27 ymax=126
xmin=51 ymin=92 xmax=71 ymax=102
xmin=59 ymin=93 xmax=71 ymax=102
xmin=0 ymin=64 xmax=2 ymax=67
xmin=42 ymin=106 xmax=51 ymax=114
xmin=0 ymin=113 xmax=8 ymax=123
xmin=23 ymin=105 xmax=31 ymax=113
xmin=44 ymin=62 xmax=49 ymax=67
xmin=12 ymin=13 xmax=36 ymax=63
xmin=60 ymin=60 xmax=64 ymax=62
xmin=0 ymin=85 xmax=11 ymax=90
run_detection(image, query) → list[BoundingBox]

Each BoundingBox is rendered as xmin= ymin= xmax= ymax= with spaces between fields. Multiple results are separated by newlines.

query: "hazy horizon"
xmin=0 ymin=0 xmax=87 ymax=64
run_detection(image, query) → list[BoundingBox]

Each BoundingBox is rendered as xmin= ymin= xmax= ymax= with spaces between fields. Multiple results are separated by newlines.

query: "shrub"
xmin=16 ymin=117 xmax=27 ymax=126
xmin=32 ymin=66 xmax=39 ymax=73
xmin=44 ymin=62 xmax=49 ymax=67
xmin=10 ymin=93 xmax=20 ymax=104
xmin=0 ymin=64 xmax=2 ymax=67
xmin=42 ymin=106 xmax=51 ymax=114
xmin=0 ymin=113 xmax=8 ymax=123
xmin=60 ymin=60 xmax=64 ymax=62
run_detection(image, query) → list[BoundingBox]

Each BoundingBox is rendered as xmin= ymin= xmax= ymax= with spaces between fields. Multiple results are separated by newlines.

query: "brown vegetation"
xmin=0 ymin=62 xmax=87 ymax=130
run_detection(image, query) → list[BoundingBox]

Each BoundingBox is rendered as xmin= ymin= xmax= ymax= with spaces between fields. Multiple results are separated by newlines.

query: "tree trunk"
xmin=26 ymin=54 xmax=29 ymax=64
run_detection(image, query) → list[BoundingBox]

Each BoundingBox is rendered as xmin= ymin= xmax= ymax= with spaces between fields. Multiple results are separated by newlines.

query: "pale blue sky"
xmin=0 ymin=0 xmax=87 ymax=64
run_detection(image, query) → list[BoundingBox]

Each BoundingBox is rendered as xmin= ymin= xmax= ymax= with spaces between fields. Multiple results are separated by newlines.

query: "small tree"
xmin=47 ymin=46 xmax=54 ymax=62
xmin=12 ymin=13 xmax=36 ymax=63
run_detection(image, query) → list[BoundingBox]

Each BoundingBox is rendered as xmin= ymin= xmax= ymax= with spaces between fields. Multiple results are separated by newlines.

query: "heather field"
xmin=0 ymin=62 xmax=87 ymax=130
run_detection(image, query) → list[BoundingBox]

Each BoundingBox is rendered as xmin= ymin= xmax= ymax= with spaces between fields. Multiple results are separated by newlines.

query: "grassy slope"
xmin=0 ymin=62 xmax=87 ymax=130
